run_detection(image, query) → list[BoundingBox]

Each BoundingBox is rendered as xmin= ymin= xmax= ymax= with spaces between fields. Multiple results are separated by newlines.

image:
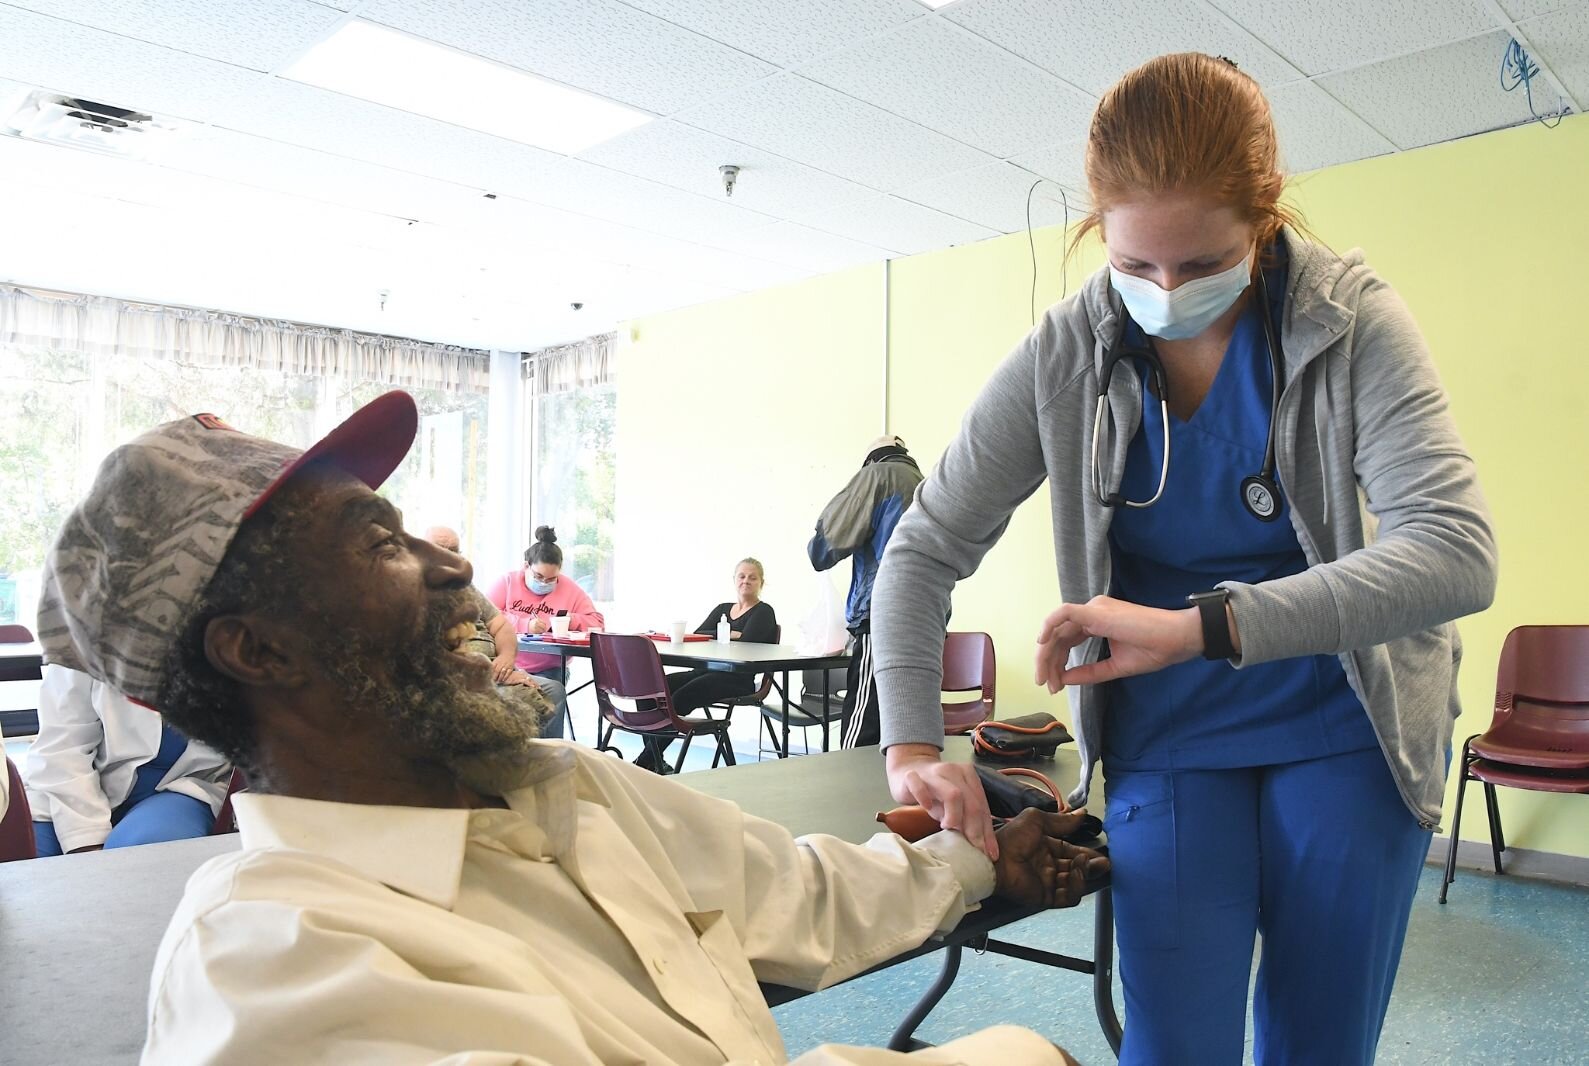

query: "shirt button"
xmin=650 ymin=958 xmax=667 ymax=975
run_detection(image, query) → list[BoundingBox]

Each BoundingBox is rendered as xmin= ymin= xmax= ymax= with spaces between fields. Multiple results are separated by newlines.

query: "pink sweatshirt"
xmin=486 ymin=569 xmax=606 ymax=674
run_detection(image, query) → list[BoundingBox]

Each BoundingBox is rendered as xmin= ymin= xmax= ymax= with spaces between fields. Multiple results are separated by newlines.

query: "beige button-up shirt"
xmin=143 ymin=742 xmax=1065 ymax=1065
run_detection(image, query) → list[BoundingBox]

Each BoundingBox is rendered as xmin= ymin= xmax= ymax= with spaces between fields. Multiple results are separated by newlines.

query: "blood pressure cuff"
xmin=875 ymin=764 xmax=1102 ymax=844
xmin=970 ymin=712 xmax=1073 ymax=760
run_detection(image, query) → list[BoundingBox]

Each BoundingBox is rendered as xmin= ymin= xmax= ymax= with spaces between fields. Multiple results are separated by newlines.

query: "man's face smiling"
xmin=269 ymin=466 xmax=541 ymax=765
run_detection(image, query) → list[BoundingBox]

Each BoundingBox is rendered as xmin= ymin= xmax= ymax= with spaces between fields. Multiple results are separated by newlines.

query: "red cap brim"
xmin=244 ymin=391 xmax=419 ymax=520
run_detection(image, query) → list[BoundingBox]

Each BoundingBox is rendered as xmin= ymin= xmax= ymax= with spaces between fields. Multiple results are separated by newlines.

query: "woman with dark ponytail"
xmin=487 ymin=526 xmax=605 ymax=739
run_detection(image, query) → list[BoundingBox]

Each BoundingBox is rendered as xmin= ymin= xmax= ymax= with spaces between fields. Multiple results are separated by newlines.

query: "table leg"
xmin=886 ymin=943 xmax=962 ymax=1052
xmin=1094 ymin=886 xmax=1122 ymax=1057
xmin=780 ymin=670 xmax=792 ymax=759
xmin=821 ymin=668 xmax=832 ymax=752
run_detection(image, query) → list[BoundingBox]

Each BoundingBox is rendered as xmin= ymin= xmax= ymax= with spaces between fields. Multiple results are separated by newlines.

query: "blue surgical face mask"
xmin=1109 ymin=250 xmax=1253 ymax=341
xmin=527 ymin=575 xmax=557 ymax=596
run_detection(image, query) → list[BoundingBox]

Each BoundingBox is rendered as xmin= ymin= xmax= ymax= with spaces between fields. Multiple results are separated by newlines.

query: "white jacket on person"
xmin=23 ymin=664 xmax=230 ymax=852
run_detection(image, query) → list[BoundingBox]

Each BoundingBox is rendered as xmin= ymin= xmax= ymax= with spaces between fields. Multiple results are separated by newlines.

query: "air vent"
xmin=1 ymin=90 xmax=184 ymax=158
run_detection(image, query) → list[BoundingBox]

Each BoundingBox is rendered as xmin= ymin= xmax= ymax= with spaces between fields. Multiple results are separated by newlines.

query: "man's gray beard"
xmin=322 ymin=596 xmax=545 ymax=792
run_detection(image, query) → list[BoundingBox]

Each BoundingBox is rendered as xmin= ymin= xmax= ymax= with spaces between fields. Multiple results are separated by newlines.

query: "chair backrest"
xmin=1487 ymin=625 xmax=1589 ymax=756
xmin=589 ymin=633 xmax=689 ymax=732
xmin=1 ymin=755 xmax=37 ymax=862
xmin=0 ymin=624 xmax=34 ymax=644
xmin=746 ymin=625 xmax=783 ymax=701
xmin=942 ymin=631 xmax=996 ymax=734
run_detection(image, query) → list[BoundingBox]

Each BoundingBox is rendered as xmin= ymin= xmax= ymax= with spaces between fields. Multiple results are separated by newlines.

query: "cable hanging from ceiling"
xmin=1500 ymin=38 xmax=1569 ymax=129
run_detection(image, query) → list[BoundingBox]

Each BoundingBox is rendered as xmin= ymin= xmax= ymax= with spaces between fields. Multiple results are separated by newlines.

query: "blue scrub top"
xmin=1104 ymin=254 xmax=1379 ymax=771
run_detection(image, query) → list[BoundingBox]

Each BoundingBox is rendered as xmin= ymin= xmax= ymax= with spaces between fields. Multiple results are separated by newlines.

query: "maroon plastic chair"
xmin=1 ymin=755 xmax=37 ymax=862
xmin=942 ymin=632 xmax=996 ymax=735
xmin=589 ymin=633 xmax=736 ymax=773
xmin=210 ymin=769 xmax=248 ymax=835
xmin=1440 ymin=625 xmax=1589 ymax=903
xmin=706 ymin=625 xmax=782 ymax=721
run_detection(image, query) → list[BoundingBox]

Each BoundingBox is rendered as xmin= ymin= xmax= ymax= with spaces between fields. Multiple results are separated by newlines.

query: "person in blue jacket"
xmin=808 ymin=436 xmax=923 ymax=748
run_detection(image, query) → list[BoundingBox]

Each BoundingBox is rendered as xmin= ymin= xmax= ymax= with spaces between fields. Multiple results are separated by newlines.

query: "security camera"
xmin=570 ymin=302 xmax=584 ymax=311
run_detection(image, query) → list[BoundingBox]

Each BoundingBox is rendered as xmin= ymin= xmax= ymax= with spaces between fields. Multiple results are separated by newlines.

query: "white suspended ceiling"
xmin=0 ymin=0 xmax=1581 ymax=351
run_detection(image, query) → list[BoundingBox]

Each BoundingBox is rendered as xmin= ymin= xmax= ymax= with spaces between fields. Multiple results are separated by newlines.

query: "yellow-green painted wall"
xmin=614 ymin=265 xmax=882 ymax=657
xmin=620 ymin=114 xmax=1588 ymax=856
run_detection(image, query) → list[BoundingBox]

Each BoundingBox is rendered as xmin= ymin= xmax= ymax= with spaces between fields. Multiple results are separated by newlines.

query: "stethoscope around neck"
xmin=1090 ymin=268 xmax=1286 ymax=522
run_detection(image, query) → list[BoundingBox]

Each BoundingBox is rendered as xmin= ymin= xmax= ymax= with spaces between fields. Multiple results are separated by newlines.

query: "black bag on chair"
xmin=970 ymin=711 xmax=1074 ymax=760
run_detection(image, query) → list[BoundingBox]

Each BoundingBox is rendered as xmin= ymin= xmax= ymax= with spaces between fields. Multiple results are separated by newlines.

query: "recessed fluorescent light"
xmin=280 ymin=20 xmax=653 ymax=155
xmin=917 ymin=0 xmax=962 ymax=8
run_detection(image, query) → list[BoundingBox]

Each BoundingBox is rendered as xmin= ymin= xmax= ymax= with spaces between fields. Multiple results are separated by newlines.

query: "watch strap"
xmin=1187 ymin=589 xmax=1235 ymax=661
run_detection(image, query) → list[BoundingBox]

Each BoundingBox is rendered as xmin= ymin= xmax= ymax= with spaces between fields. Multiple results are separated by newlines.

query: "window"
xmin=531 ymin=383 xmax=616 ymax=603
xmin=0 ymin=346 xmax=489 ymax=630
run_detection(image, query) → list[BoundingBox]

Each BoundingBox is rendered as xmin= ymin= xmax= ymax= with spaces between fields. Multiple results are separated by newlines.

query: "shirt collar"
xmin=233 ymin=741 xmax=610 ymax=910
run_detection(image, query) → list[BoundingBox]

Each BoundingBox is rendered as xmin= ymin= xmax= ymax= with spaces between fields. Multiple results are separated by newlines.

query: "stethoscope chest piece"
xmin=1241 ymin=474 xmax=1282 ymax=522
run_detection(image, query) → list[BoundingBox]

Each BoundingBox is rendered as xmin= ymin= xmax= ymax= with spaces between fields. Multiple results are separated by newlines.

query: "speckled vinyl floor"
xmin=772 ymin=865 xmax=1589 ymax=1065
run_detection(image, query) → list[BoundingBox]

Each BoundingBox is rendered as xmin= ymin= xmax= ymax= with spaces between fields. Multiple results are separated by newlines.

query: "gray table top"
xmin=0 ymin=738 xmax=1083 ymax=1065
xmin=519 ymin=635 xmax=849 ymax=672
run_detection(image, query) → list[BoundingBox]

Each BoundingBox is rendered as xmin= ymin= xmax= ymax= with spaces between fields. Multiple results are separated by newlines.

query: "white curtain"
xmin=0 ymin=284 xmax=491 ymax=393
xmin=525 ymin=332 xmax=614 ymax=394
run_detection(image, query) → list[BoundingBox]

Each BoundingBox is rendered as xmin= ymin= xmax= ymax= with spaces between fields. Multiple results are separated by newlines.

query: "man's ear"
xmin=203 ymin=614 xmax=311 ymax=690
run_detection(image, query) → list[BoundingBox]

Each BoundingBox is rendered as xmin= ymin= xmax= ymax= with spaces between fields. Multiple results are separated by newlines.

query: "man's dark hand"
xmin=992 ymin=809 xmax=1109 ymax=909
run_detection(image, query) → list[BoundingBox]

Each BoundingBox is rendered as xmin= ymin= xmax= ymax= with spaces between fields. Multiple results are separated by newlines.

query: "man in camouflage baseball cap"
xmin=37 ymin=390 xmax=552 ymax=784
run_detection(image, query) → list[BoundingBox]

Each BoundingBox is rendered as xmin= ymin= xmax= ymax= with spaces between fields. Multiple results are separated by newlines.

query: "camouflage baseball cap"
xmin=36 ymin=390 xmax=418 ymax=705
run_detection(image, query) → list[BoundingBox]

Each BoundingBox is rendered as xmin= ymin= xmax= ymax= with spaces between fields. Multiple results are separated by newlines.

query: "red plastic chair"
xmin=589 ymin=633 xmax=737 ymax=773
xmin=1440 ymin=625 xmax=1589 ymax=903
xmin=942 ymin=632 xmax=996 ymax=735
xmin=1 ymin=755 xmax=37 ymax=862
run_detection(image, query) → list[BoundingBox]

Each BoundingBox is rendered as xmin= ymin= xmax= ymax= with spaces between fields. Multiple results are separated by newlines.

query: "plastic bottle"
xmin=716 ymin=613 xmax=731 ymax=643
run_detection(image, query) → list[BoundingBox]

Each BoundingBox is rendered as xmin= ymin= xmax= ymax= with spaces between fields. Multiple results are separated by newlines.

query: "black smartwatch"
xmin=1186 ymin=589 xmax=1236 ymax=661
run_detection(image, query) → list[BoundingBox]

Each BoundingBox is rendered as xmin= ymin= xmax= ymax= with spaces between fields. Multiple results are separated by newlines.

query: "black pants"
xmin=635 ymin=670 xmax=754 ymax=773
xmin=841 ymin=627 xmax=880 ymax=749
xmin=667 ymin=668 xmax=754 ymax=714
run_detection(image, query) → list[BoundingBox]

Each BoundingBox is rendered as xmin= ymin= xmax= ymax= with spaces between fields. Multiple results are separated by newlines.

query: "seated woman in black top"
xmin=636 ymin=559 xmax=776 ymax=773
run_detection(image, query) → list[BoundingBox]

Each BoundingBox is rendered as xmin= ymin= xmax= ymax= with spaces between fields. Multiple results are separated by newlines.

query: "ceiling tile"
xmin=1007 ymin=138 xmax=1088 ymax=191
xmin=358 ymin=0 xmax=775 ymax=115
xmin=577 ymin=120 xmax=875 ymax=225
xmin=617 ymin=0 xmax=927 ymax=67
xmin=1317 ymin=30 xmax=1548 ymax=149
xmin=1499 ymin=0 xmax=1582 ymax=19
xmin=205 ymin=75 xmax=565 ymax=198
xmin=517 ymin=158 xmax=777 ymax=242
xmin=945 ymin=0 xmax=1302 ymax=94
xmin=895 ymin=161 xmax=1083 ymax=234
xmin=0 ymin=4 xmax=259 ymax=121
xmin=1 ymin=0 xmax=345 ymax=72
xmin=707 ymin=221 xmax=894 ymax=272
xmin=1202 ymin=0 xmax=1496 ymax=77
xmin=801 ymin=194 xmax=999 ymax=255
xmin=1265 ymin=78 xmax=1397 ymax=172
xmin=1518 ymin=8 xmax=1589 ymax=104
xmin=159 ymin=127 xmax=487 ymax=226
xmin=676 ymin=73 xmax=996 ymax=190
xmin=798 ymin=17 xmax=1096 ymax=157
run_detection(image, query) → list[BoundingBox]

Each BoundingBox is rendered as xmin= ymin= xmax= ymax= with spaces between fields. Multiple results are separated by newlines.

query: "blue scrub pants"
xmin=33 ymin=725 xmax=214 ymax=856
xmin=1104 ymin=746 xmax=1431 ymax=1066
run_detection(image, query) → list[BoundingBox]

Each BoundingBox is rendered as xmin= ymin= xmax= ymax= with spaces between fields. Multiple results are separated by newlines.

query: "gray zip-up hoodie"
xmin=872 ymin=231 xmax=1497 ymax=829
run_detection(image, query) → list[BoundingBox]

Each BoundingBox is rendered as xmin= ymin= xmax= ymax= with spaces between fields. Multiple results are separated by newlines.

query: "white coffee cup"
xmin=551 ymin=614 xmax=571 ymax=638
xmin=669 ymin=620 xmax=687 ymax=644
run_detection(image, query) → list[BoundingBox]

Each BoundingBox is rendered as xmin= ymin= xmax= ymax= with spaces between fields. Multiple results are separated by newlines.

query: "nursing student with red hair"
xmin=871 ymin=54 xmax=1496 ymax=1066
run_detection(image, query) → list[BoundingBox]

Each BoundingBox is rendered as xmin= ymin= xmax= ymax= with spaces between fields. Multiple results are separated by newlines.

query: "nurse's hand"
xmin=1035 ymin=595 xmax=1204 ymax=690
xmin=885 ymin=744 xmax=998 ymax=860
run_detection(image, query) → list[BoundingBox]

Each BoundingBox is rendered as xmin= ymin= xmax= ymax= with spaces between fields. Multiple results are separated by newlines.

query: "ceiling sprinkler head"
xmin=719 ymin=164 xmax=740 ymax=197
xmin=377 ymin=288 xmax=390 ymax=311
